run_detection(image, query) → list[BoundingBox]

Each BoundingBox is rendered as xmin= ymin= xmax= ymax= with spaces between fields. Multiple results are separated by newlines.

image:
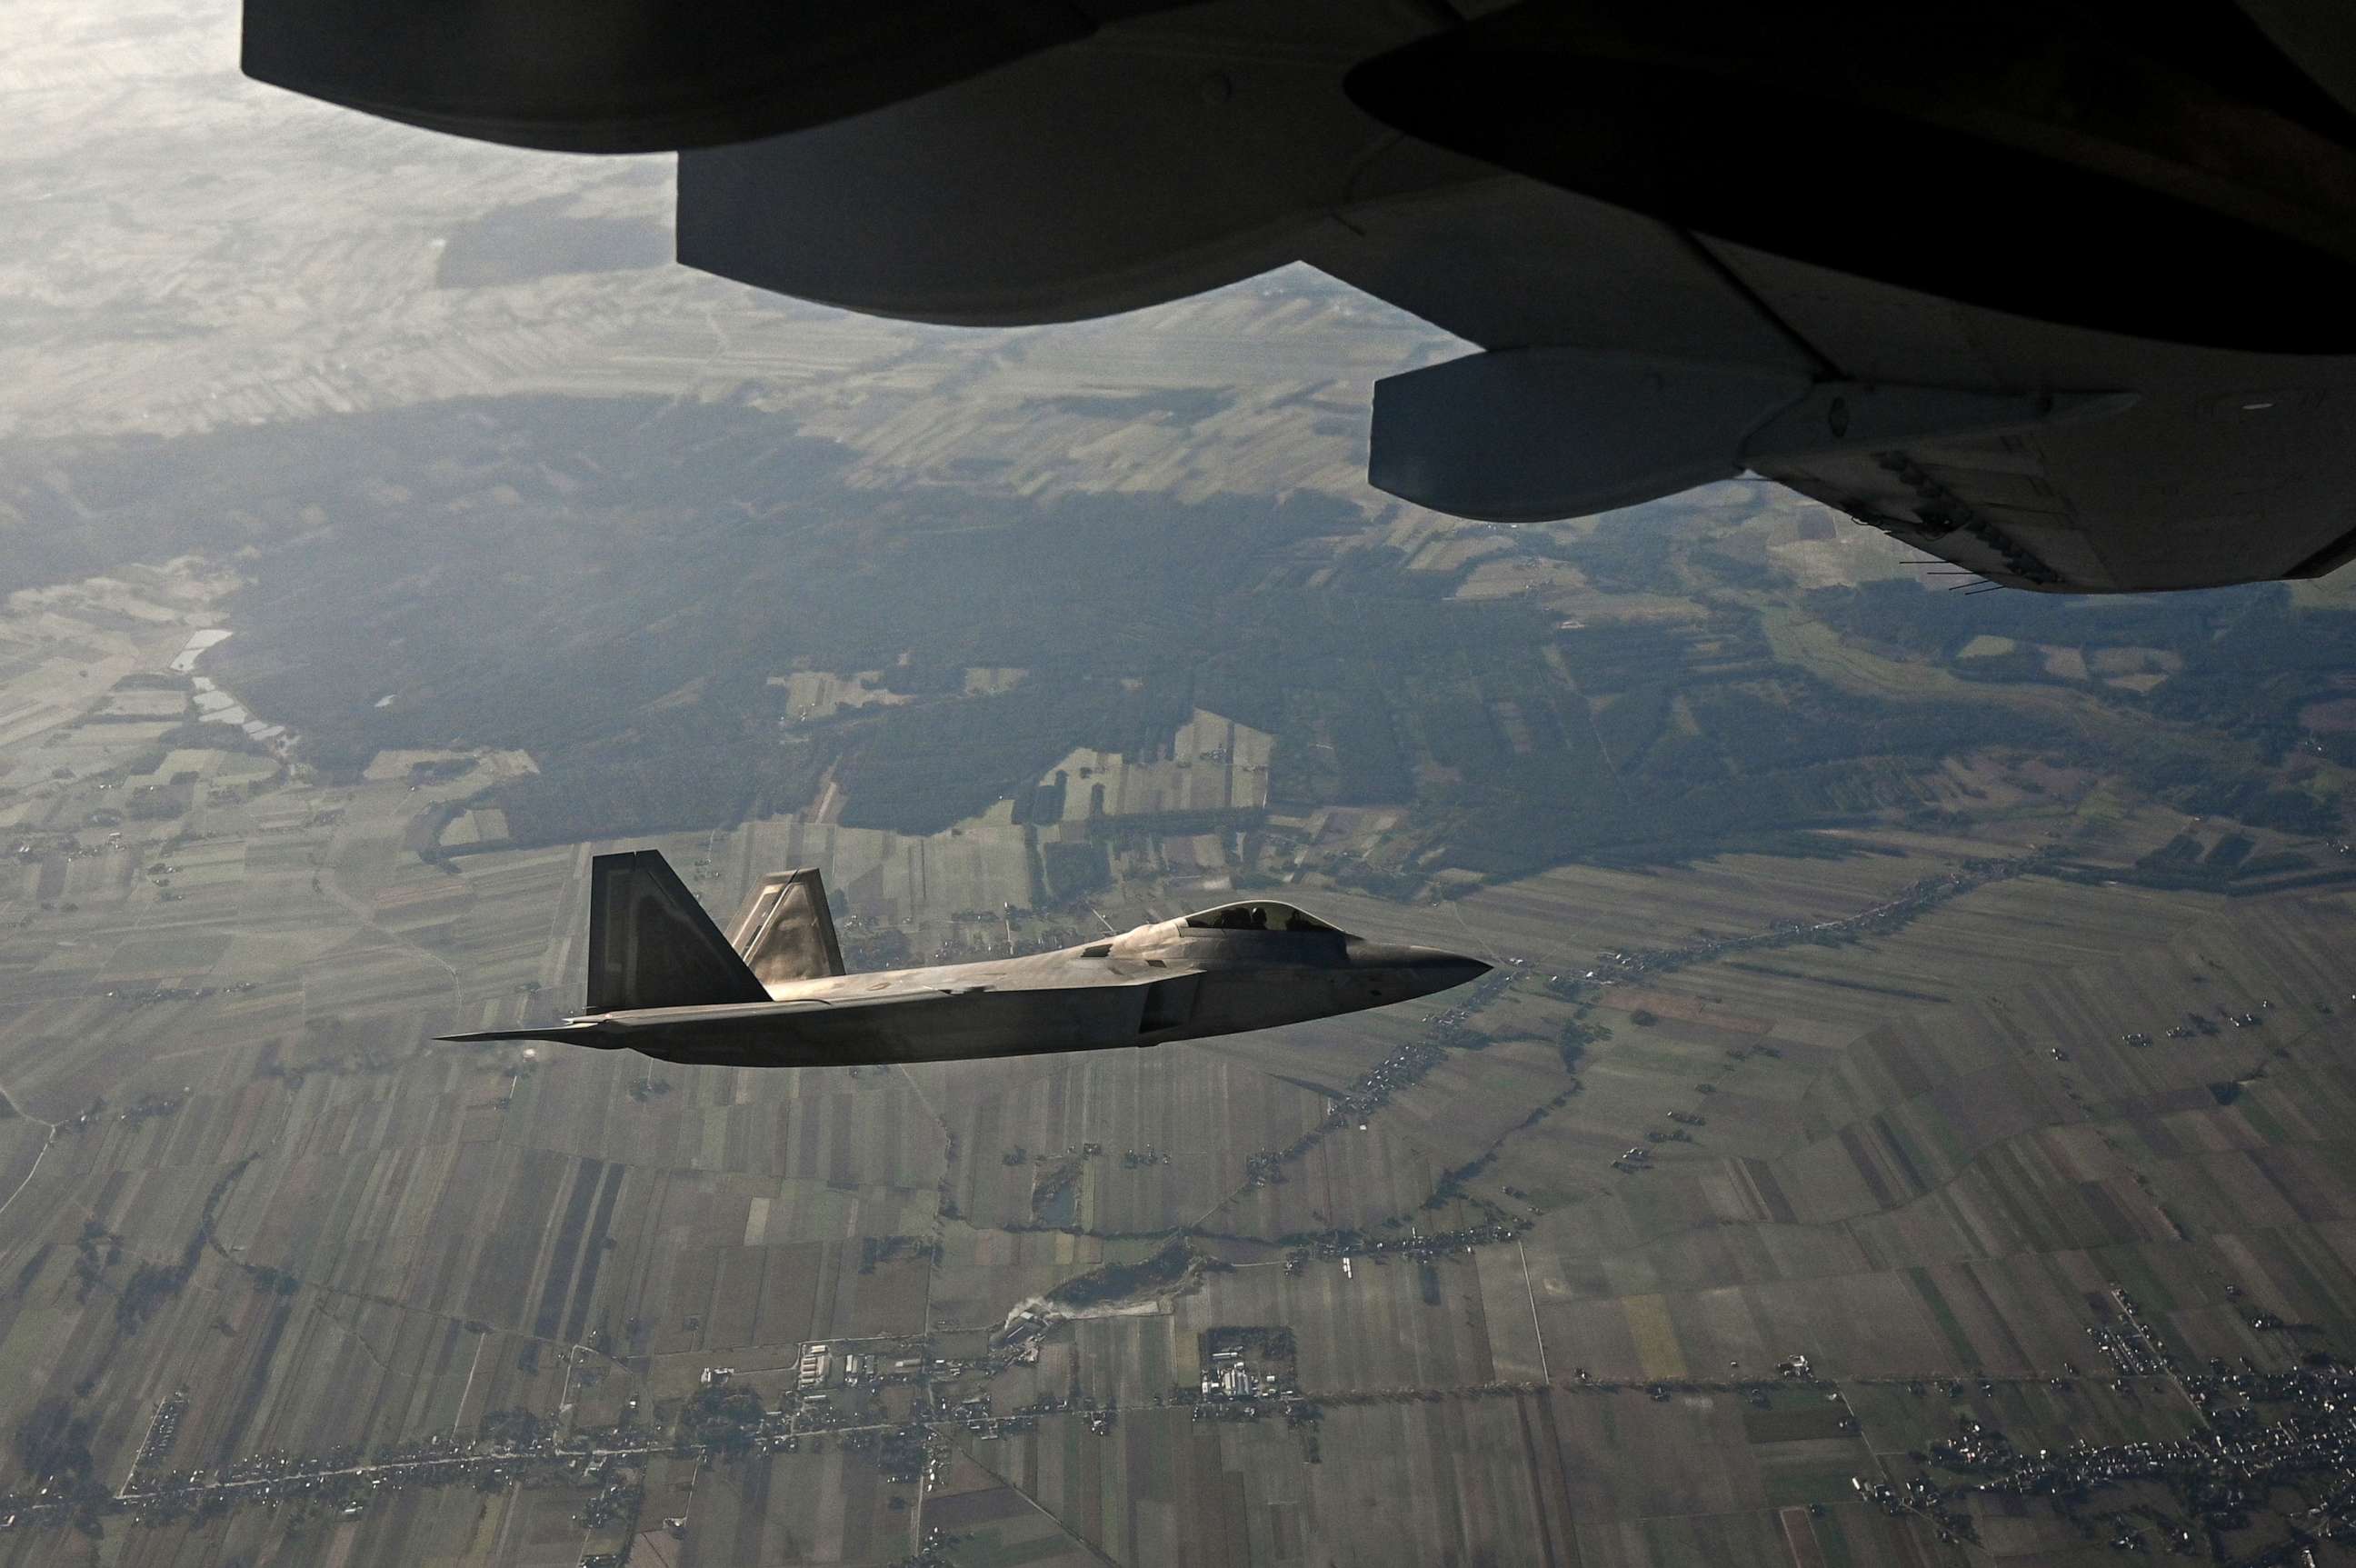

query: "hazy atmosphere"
xmin=8 ymin=4 xmax=2356 ymax=1566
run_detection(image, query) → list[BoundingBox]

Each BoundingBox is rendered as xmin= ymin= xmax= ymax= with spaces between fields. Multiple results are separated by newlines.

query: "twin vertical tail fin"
xmin=586 ymin=850 xmax=768 ymax=1013
xmin=730 ymin=867 xmax=846 ymax=984
xmin=446 ymin=852 xmax=845 ymax=1044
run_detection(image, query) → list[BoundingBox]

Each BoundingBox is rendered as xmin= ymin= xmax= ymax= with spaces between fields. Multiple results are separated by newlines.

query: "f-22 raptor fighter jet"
xmin=445 ymin=851 xmax=1488 ymax=1068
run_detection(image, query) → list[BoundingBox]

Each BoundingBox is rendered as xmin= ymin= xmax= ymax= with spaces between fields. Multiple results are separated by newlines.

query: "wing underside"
xmin=235 ymin=0 xmax=2356 ymax=594
xmin=1752 ymin=393 xmax=2356 ymax=594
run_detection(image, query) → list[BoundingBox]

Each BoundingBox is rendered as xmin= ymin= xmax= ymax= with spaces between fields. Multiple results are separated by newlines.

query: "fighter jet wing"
xmin=729 ymin=868 xmax=847 ymax=984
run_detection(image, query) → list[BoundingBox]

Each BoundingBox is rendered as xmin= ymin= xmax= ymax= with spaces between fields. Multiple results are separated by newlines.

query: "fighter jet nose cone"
xmin=1405 ymin=953 xmax=1489 ymax=1000
xmin=1432 ymin=954 xmax=1492 ymax=990
xmin=1347 ymin=942 xmax=1492 ymax=998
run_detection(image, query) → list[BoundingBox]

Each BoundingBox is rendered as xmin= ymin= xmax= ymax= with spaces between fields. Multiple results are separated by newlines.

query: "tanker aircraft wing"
xmin=243 ymin=0 xmax=2356 ymax=593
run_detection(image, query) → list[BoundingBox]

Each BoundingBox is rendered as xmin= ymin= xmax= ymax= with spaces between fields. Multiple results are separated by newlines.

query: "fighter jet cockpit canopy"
xmin=1183 ymin=903 xmax=1338 ymax=934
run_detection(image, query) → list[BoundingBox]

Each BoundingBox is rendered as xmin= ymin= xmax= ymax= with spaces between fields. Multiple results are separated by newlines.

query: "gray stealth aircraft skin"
xmin=444 ymin=851 xmax=1488 ymax=1068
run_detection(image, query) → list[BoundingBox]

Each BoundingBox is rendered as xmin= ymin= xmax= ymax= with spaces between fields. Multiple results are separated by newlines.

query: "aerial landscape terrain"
xmin=12 ymin=5 xmax=2356 ymax=1567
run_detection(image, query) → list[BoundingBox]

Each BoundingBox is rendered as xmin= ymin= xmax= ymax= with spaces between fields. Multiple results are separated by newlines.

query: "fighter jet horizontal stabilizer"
xmin=440 ymin=1022 xmax=617 ymax=1046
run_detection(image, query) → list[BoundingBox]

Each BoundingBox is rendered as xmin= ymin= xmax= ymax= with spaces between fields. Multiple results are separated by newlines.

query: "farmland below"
xmin=11 ymin=4 xmax=2356 ymax=1554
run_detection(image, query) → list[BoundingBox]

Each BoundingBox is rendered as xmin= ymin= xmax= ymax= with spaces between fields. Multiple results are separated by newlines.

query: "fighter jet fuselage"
xmin=444 ymin=852 xmax=1486 ymax=1068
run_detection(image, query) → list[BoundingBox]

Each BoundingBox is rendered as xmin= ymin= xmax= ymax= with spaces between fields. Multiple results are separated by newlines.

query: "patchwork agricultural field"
xmin=14 ymin=4 xmax=2356 ymax=1555
xmin=9 ymin=544 xmax=2356 ymax=1568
